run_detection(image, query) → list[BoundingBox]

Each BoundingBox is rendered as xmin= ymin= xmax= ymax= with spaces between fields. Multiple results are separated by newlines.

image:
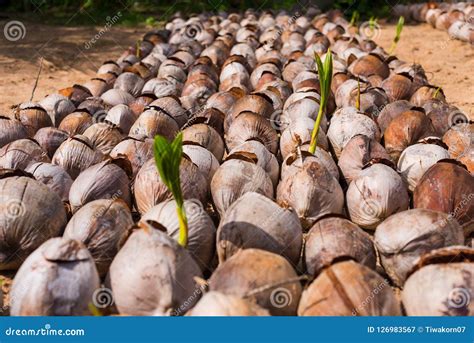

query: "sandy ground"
xmin=0 ymin=20 xmax=472 ymax=116
xmin=0 ymin=20 xmax=148 ymax=114
xmin=375 ymin=22 xmax=473 ymax=118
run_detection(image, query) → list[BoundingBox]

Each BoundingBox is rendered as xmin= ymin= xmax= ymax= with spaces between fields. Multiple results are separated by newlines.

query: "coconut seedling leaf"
xmin=389 ymin=16 xmax=405 ymax=54
xmin=309 ymin=50 xmax=333 ymax=154
xmin=350 ymin=11 xmax=359 ymax=27
xmin=153 ymin=133 xmax=188 ymax=247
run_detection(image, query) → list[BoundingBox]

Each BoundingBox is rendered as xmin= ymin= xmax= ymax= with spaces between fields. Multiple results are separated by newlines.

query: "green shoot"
xmin=136 ymin=40 xmax=141 ymax=58
xmin=356 ymin=76 xmax=361 ymax=111
xmin=433 ymin=86 xmax=442 ymax=99
xmin=88 ymin=303 xmax=103 ymax=316
xmin=309 ymin=50 xmax=333 ymax=154
xmin=369 ymin=16 xmax=378 ymax=30
xmin=389 ymin=16 xmax=405 ymax=55
xmin=350 ymin=11 xmax=360 ymax=27
xmin=153 ymin=133 xmax=188 ymax=247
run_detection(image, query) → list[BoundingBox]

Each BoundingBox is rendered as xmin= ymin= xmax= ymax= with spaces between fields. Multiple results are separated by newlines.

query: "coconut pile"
xmin=393 ymin=1 xmax=474 ymax=44
xmin=0 ymin=6 xmax=473 ymax=317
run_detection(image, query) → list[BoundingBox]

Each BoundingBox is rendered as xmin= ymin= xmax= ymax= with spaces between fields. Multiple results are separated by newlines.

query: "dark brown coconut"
xmin=58 ymin=111 xmax=94 ymax=136
xmin=414 ymin=161 xmax=474 ymax=226
xmin=298 ymin=260 xmax=401 ymax=316
xmin=380 ymin=73 xmax=413 ymax=102
xmin=383 ymin=109 xmax=436 ymax=161
xmin=375 ymin=100 xmax=413 ymax=134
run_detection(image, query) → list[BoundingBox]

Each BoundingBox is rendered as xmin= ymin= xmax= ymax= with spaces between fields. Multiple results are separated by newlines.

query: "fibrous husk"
xmin=217 ymin=192 xmax=302 ymax=265
xmin=442 ymin=123 xmax=473 ymax=159
xmin=414 ymin=161 xmax=474 ymax=225
xmin=277 ymin=160 xmax=344 ymax=229
xmin=187 ymin=291 xmax=270 ymax=316
xmin=304 ymin=216 xmax=377 ymax=276
xmin=105 ymin=104 xmax=137 ymax=134
xmin=182 ymin=144 xmax=219 ymax=185
xmin=14 ymin=102 xmax=53 ymax=137
xmin=58 ymin=111 xmax=93 ymax=136
xmin=182 ymin=124 xmax=225 ymax=161
xmin=383 ymin=109 xmax=436 ymax=161
xmin=10 ymin=238 xmax=100 ymax=315
xmin=376 ymin=100 xmax=413 ymax=134
xmin=227 ymin=140 xmax=279 ymax=188
xmin=374 ymin=208 xmax=465 ymax=287
xmin=347 ymin=163 xmax=409 ymax=230
xmin=26 ymin=162 xmax=73 ymax=202
xmin=52 ymin=135 xmax=104 ymax=179
xmin=108 ymin=223 xmax=203 ymax=316
xmin=0 ymin=116 xmax=28 ymax=148
xmin=338 ymin=134 xmax=392 ymax=184
xmin=33 ymin=127 xmax=69 ymax=159
xmin=348 ymin=54 xmax=390 ymax=79
xmin=402 ymin=246 xmax=474 ymax=316
xmin=39 ymin=94 xmax=76 ymax=126
xmin=68 ymin=158 xmax=132 ymax=213
xmin=141 ymin=199 xmax=216 ymax=272
xmin=211 ymin=159 xmax=274 ymax=216
xmin=0 ymin=138 xmax=50 ymax=170
xmin=225 ymin=112 xmax=279 ymax=155
xmin=133 ymin=157 xmax=208 ymax=215
xmin=0 ymin=176 xmax=67 ymax=270
xmin=380 ymin=73 xmax=413 ymax=102
xmin=458 ymin=146 xmax=474 ymax=174
xmin=83 ymin=122 xmax=123 ymax=155
xmin=279 ymin=117 xmax=329 ymax=159
xmin=63 ymin=199 xmax=133 ymax=277
xmin=397 ymin=143 xmax=450 ymax=191
xmin=208 ymin=248 xmax=302 ymax=316
xmin=327 ymin=107 xmax=381 ymax=158
xmin=298 ymin=260 xmax=401 ymax=316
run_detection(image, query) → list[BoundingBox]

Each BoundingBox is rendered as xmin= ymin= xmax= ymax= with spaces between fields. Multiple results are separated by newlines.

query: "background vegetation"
xmin=1 ymin=0 xmax=419 ymax=26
